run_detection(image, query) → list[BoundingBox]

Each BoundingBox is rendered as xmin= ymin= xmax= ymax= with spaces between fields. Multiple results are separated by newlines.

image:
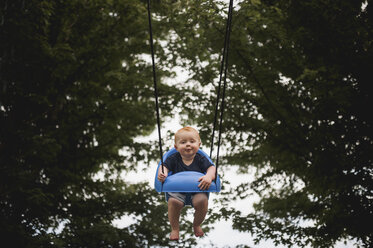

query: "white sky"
xmin=115 ymin=117 xmax=356 ymax=248
xmin=116 ymin=3 xmax=360 ymax=244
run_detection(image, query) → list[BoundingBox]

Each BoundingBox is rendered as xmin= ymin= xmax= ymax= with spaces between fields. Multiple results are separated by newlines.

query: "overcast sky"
xmin=116 ymin=117 xmax=356 ymax=248
xmin=120 ymin=14 xmax=360 ymax=244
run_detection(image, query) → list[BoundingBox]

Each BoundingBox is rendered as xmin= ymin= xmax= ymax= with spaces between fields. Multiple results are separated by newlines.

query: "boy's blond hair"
xmin=174 ymin=126 xmax=201 ymax=143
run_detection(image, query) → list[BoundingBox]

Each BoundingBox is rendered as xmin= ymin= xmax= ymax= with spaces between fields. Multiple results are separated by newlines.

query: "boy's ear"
xmin=174 ymin=144 xmax=178 ymax=149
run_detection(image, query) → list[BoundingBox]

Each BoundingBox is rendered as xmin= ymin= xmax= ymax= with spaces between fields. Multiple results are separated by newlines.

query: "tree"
xmin=164 ymin=0 xmax=372 ymax=247
xmin=0 ymin=0 xmax=199 ymax=247
xmin=3 ymin=0 xmax=372 ymax=247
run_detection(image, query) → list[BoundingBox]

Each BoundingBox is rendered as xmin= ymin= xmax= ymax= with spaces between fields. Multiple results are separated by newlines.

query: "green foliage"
xmin=2 ymin=0 xmax=372 ymax=247
xmin=0 ymin=0 xmax=187 ymax=247
xmin=165 ymin=0 xmax=372 ymax=247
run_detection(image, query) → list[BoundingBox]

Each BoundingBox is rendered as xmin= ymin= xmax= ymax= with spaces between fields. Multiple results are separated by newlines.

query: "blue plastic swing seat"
xmin=154 ymin=148 xmax=221 ymax=193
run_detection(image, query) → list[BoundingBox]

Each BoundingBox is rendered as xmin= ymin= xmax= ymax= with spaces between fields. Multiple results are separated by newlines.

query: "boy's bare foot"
xmin=193 ymin=225 xmax=204 ymax=237
xmin=170 ymin=230 xmax=179 ymax=240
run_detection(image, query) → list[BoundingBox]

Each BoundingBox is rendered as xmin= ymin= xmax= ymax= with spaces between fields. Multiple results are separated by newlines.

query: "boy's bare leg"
xmin=192 ymin=193 xmax=208 ymax=237
xmin=168 ymin=197 xmax=184 ymax=240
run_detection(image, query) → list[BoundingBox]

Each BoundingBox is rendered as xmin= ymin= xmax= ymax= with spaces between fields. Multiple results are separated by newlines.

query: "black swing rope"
xmin=210 ymin=0 xmax=234 ymax=182
xmin=147 ymin=0 xmax=234 ymax=185
xmin=147 ymin=0 xmax=164 ymax=174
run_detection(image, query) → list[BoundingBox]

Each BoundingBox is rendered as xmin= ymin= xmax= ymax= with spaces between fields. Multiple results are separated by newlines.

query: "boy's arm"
xmin=157 ymin=165 xmax=169 ymax=182
xmin=198 ymin=165 xmax=216 ymax=190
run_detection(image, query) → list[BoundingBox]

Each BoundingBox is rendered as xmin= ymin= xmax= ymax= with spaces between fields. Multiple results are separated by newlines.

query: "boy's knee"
xmin=192 ymin=194 xmax=208 ymax=209
xmin=169 ymin=197 xmax=184 ymax=208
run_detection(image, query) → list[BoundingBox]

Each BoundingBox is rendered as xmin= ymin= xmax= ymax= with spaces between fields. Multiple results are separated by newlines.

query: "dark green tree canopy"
xmin=174 ymin=0 xmax=372 ymax=247
xmin=1 ymin=0 xmax=183 ymax=247
xmin=1 ymin=0 xmax=372 ymax=247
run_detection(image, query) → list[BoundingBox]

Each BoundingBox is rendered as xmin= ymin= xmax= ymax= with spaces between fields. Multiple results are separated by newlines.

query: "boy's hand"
xmin=158 ymin=171 xmax=167 ymax=182
xmin=198 ymin=175 xmax=212 ymax=190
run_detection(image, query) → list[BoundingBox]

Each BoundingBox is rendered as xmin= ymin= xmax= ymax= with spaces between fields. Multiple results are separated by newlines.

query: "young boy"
xmin=157 ymin=126 xmax=216 ymax=240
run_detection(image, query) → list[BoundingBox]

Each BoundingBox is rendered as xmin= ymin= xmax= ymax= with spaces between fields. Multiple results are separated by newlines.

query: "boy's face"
xmin=174 ymin=130 xmax=201 ymax=159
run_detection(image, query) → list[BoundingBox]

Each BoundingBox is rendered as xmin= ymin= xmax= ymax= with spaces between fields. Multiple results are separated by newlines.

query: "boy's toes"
xmin=170 ymin=230 xmax=179 ymax=241
xmin=193 ymin=226 xmax=204 ymax=237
